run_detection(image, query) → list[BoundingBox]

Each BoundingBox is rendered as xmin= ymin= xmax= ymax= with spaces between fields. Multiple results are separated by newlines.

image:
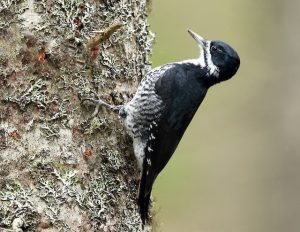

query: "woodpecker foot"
xmin=82 ymin=95 xmax=122 ymax=119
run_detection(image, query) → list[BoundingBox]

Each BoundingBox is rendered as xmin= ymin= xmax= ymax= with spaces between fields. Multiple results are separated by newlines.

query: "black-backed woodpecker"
xmin=84 ymin=29 xmax=240 ymax=226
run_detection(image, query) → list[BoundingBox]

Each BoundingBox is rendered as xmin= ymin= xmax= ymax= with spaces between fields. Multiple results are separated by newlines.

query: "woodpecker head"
xmin=188 ymin=29 xmax=240 ymax=83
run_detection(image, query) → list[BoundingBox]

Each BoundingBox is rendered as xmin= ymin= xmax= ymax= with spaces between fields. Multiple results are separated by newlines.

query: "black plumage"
xmin=138 ymin=63 xmax=209 ymax=224
xmin=135 ymin=31 xmax=240 ymax=224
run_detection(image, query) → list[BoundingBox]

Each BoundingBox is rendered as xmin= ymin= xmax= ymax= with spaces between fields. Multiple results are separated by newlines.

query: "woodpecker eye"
xmin=211 ymin=45 xmax=218 ymax=52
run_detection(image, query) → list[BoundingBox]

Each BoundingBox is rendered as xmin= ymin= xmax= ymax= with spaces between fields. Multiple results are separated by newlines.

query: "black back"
xmin=139 ymin=63 xmax=209 ymax=224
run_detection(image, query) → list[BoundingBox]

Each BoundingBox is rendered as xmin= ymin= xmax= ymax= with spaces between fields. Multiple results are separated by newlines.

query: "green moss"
xmin=51 ymin=161 xmax=70 ymax=173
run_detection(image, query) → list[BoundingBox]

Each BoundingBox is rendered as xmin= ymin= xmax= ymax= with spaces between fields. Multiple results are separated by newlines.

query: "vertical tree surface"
xmin=0 ymin=0 xmax=153 ymax=231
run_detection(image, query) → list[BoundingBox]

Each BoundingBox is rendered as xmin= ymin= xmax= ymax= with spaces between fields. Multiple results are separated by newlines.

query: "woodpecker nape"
xmin=83 ymin=29 xmax=240 ymax=225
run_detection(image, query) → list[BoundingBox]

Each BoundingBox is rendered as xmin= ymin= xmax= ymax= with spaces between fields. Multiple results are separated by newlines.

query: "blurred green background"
xmin=149 ymin=0 xmax=300 ymax=231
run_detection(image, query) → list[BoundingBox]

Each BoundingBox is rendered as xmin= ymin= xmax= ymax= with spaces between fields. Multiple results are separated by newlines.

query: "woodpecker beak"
xmin=187 ymin=29 xmax=207 ymax=48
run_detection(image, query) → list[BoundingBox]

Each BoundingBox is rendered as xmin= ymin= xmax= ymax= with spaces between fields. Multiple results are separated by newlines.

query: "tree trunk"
xmin=0 ymin=0 xmax=153 ymax=231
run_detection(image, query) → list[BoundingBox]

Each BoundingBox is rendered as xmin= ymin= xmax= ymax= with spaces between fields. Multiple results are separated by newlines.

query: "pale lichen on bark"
xmin=0 ymin=0 xmax=154 ymax=231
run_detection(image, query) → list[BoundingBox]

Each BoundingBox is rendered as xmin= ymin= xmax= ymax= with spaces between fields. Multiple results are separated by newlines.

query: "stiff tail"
xmin=138 ymin=158 xmax=153 ymax=226
xmin=138 ymin=190 xmax=151 ymax=226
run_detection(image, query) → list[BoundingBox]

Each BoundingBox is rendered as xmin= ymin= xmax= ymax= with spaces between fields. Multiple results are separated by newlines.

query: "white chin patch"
xmin=199 ymin=41 xmax=219 ymax=77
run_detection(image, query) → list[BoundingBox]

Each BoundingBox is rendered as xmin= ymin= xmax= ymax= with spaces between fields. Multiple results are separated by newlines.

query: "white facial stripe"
xmin=198 ymin=45 xmax=206 ymax=68
xmin=175 ymin=41 xmax=219 ymax=78
xmin=205 ymin=41 xmax=219 ymax=77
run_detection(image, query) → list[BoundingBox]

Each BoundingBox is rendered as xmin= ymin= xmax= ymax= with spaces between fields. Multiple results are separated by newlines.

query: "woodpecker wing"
xmin=138 ymin=63 xmax=208 ymax=224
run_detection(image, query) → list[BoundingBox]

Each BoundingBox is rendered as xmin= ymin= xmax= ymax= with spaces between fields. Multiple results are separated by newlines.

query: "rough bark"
xmin=0 ymin=0 xmax=153 ymax=231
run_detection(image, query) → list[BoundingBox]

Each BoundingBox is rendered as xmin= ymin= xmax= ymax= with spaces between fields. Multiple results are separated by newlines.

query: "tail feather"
xmin=138 ymin=190 xmax=151 ymax=225
xmin=138 ymin=159 xmax=153 ymax=226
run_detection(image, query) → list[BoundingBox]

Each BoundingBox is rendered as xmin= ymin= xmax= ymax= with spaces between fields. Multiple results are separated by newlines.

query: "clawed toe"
xmin=81 ymin=94 xmax=109 ymax=118
xmin=81 ymin=95 xmax=122 ymax=119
